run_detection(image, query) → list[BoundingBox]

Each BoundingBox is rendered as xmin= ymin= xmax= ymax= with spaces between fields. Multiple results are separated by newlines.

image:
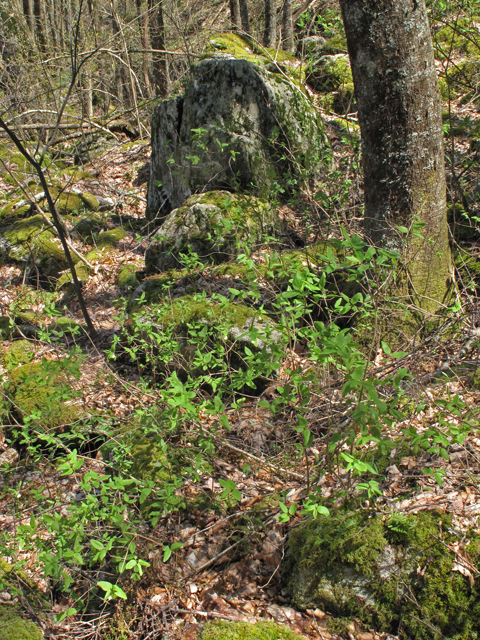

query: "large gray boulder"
xmin=146 ymin=33 xmax=331 ymax=222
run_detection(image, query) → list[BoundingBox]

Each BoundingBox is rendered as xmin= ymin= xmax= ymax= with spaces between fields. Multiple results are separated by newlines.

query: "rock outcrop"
xmin=146 ymin=33 xmax=331 ymax=222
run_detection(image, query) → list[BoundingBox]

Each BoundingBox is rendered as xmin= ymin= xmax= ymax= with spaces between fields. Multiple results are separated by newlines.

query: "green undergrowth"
xmin=285 ymin=508 xmax=480 ymax=639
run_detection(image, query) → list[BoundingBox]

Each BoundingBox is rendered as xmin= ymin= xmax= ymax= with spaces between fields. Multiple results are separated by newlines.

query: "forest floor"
xmin=2 ymin=110 xmax=480 ymax=640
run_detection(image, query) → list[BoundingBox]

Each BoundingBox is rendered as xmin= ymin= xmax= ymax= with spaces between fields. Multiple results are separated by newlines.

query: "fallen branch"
xmin=215 ymin=436 xmax=304 ymax=480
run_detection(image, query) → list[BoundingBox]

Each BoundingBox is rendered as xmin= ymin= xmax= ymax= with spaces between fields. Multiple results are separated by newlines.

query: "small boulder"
xmin=145 ymin=191 xmax=277 ymax=274
xmin=7 ymin=358 xmax=82 ymax=431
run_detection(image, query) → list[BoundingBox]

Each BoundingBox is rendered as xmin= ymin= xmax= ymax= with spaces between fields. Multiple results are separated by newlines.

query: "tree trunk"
xmin=111 ymin=0 xmax=132 ymax=107
xmin=149 ymin=0 xmax=168 ymax=98
xmin=229 ymin=0 xmax=241 ymax=30
xmin=33 ymin=0 xmax=46 ymax=52
xmin=22 ymin=0 xmax=35 ymax=39
xmin=136 ymin=0 xmax=154 ymax=97
xmin=264 ymin=0 xmax=276 ymax=47
xmin=282 ymin=0 xmax=294 ymax=52
xmin=239 ymin=0 xmax=250 ymax=34
xmin=338 ymin=0 xmax=452 ymax=311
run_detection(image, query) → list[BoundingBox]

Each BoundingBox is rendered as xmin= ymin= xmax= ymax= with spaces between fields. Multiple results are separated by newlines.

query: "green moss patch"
xmin=1 ymin=340 xmax=36 ymax=370
xmin=98 ymin=227 xmax=127 ymax=247
xmin=205 ymin=32 xmax=304 ymax=84
xmin=0 ymin=606 xmax=42 ymax=640
xmin=200 ymin=620 xmax=305 ymax=640
xmin=118 ymin=264 xmax=141 ymax=288
xmin=7 ymin=359 xmax=81 ymax=430
xmin=434 ymin=19 xmax=480 ymax=59
xmin=285 ymin=508 xmax=480 ymax=639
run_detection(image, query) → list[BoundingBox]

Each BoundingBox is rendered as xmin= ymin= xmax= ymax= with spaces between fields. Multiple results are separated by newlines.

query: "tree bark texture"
xmin=229 ymin=0 xmax=241 ymax=30
xmin=264 ymin=0 xmax=276 ymax=47
xmin=149 ymin=0 xmax=169 ymax=97
xmin=239 ymin=0 xmax=250 ymax=34
xmin=338 ymin=0 xmax=452 ymax=310
xmin=282 ymin=0 xmax=294 ymax=52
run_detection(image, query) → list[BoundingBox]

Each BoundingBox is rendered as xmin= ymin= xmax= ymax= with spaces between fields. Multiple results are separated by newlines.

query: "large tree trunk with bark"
xmin=282 ymin=0 xmax=294 ymax=52
xmin=338 ymin=0 xmax=453 ymax=312
xmin=264 ymin=0 xmax=276 ymax=47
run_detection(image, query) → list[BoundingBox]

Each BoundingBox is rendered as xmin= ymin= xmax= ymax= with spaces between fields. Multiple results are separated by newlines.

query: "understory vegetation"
xmin=2 ymin=1 xmax=480 ymax=639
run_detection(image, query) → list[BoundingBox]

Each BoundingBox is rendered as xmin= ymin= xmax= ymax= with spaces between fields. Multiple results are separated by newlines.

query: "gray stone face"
xmin=146 ymin=56 xmax=331 ymax=221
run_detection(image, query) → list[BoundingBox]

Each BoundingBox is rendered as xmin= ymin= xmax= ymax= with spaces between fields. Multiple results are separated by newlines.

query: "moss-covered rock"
xmin=205 ymin=32 xmax=305 ymax=83
xmin=0 ymin=606 xmax=42 ymax=640
xmin=307 ymin=54 xmax=354 ymax=115
xmin=79 ymin=191 xmax=100 ymax=212
xmin=7 ymin=359 xmax=80 ymax=430
xmin=129 ymin=434 xmax=173 ymax=484
xmin=56 ymin=263 xmax=91 ymax=290
xmin=0 ymin=316 xmax=14 ymax=340
xmin=200 ymin=620 xmax=305 ymax=640
xmin=3 ymin=214 xmax=78 ymax=284
xmin=49 ymin=317 xmax=87 ymax=336
xmin=1 ymin=340 xmax=35 ymax=370
xmin=284 ymin=508 xmax=480 ymax=639
xmin=71 ymin=213 xmax=105 ymax=242
xmin=321 ymin=33 xmax=348 ymax=55
xmin=136 ymin=240 xmax=343 ymax=310
xmin=97 ymin=227 xmax=127 ymax=248
xmin=0 ymin=201 xmax=32 ymax=225
xmin=145 ymin=191 xmax=278 ymax=274
xmin=146 ymin=37 xmax=331 ymax=220
xmin=125 ymin=292 xmax=284 ymax=381
xmin=59 ymin=167 xmax=96 ymax=181
xmin=118 ymin=264 xmax=141 ymax=289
